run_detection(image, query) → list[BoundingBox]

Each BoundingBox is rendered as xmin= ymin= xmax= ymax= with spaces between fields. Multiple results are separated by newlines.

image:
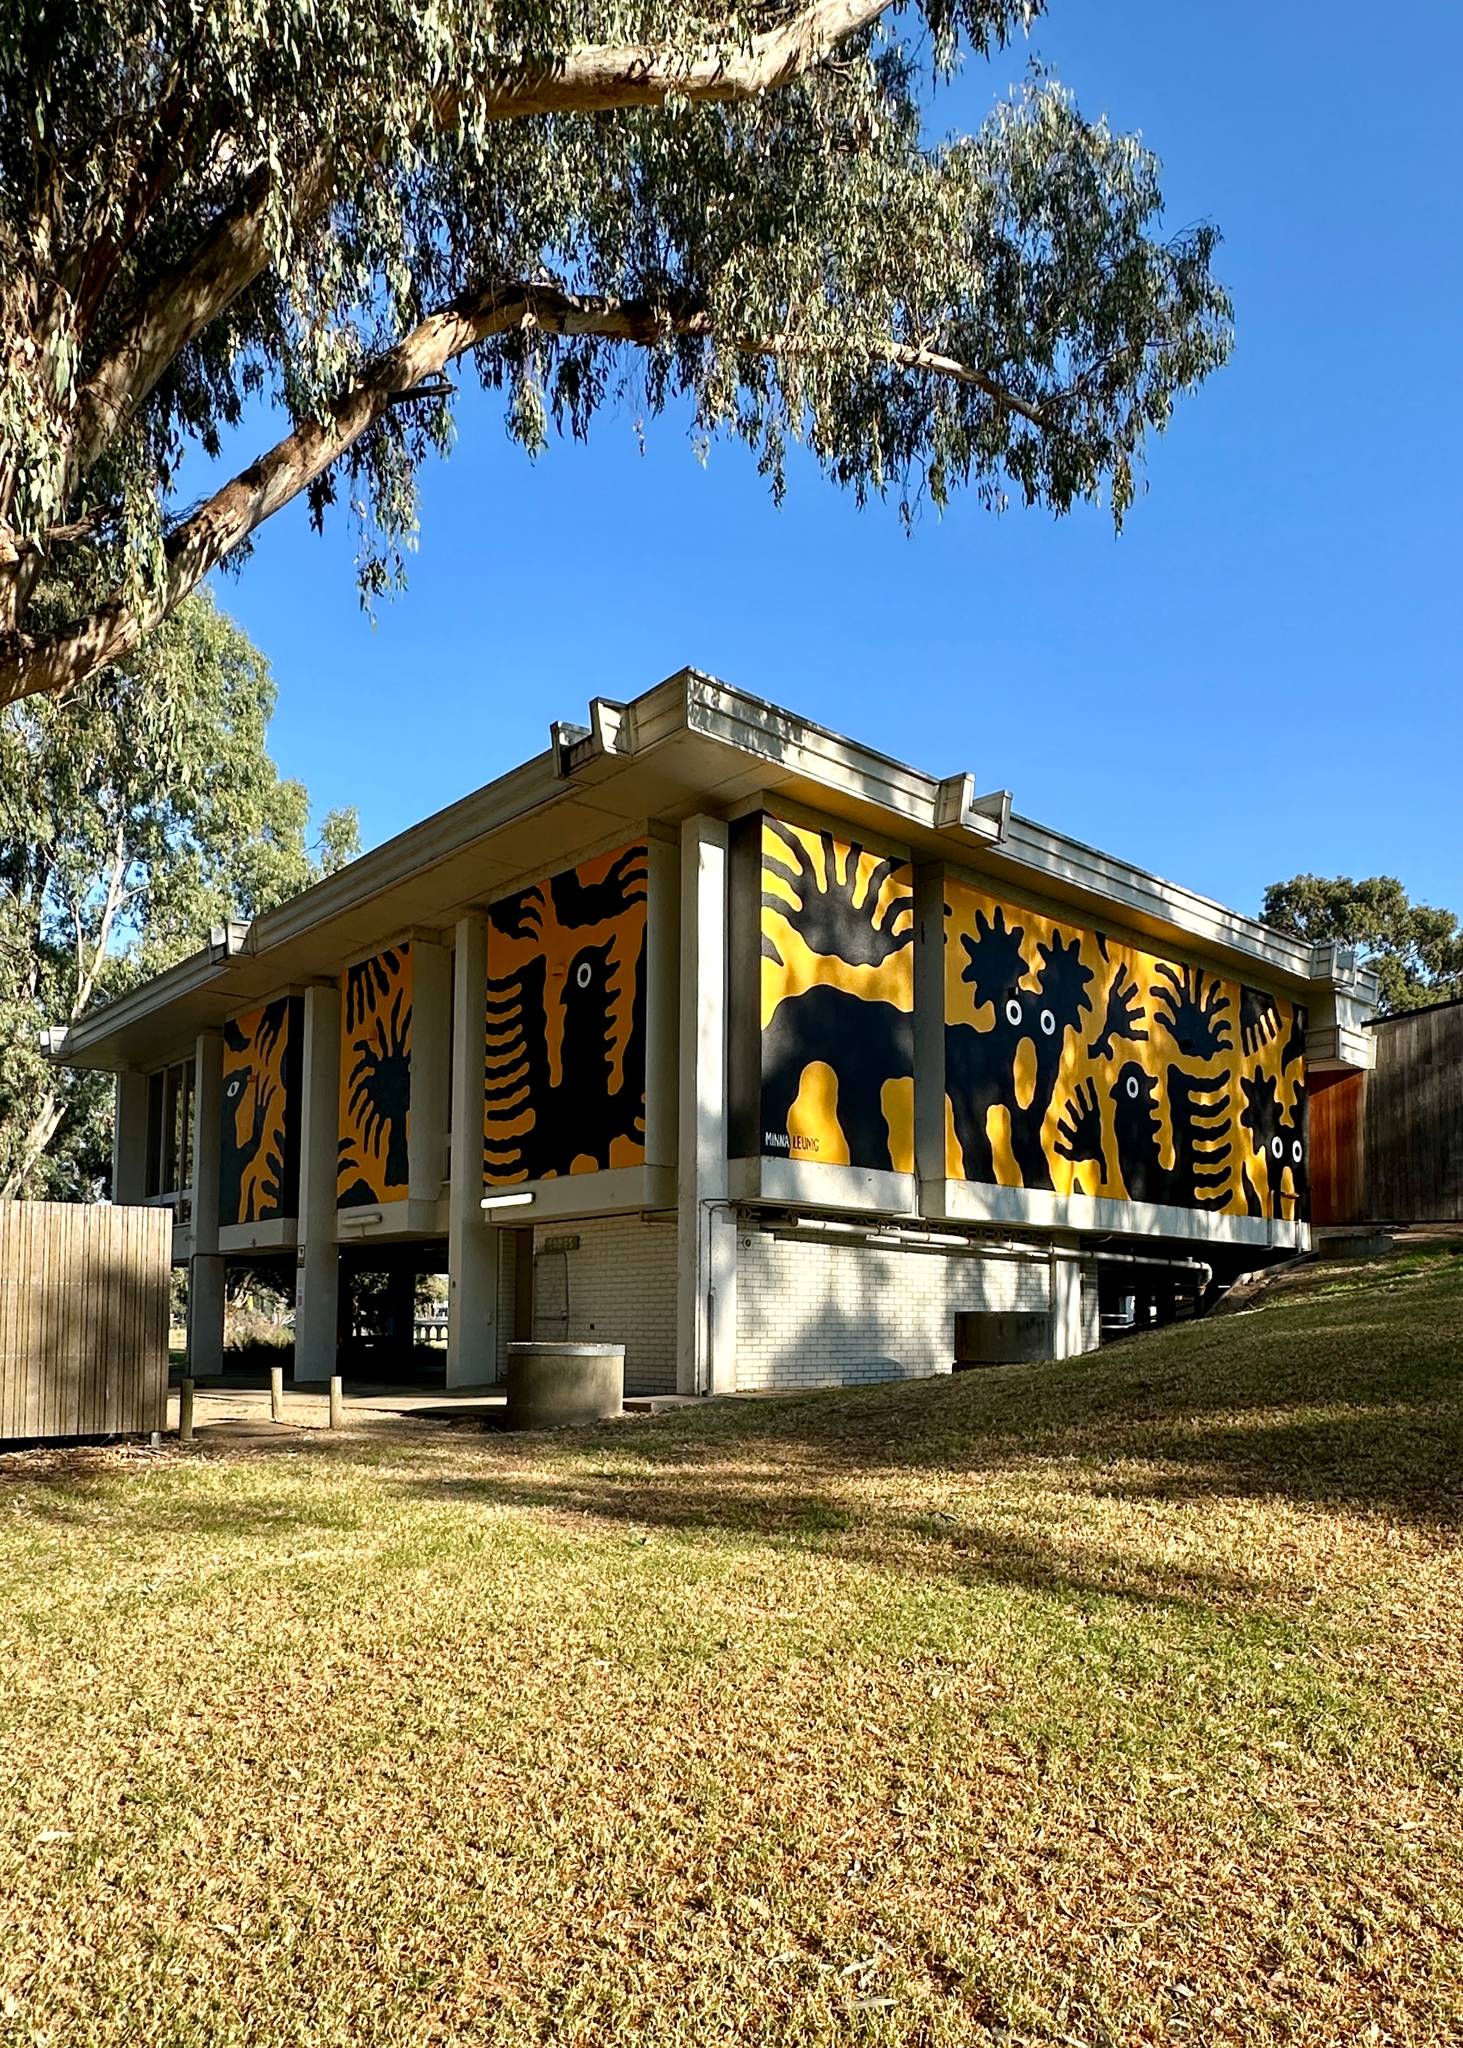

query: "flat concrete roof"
xmin=50 ymin=667 xmax=1378 ymax=1071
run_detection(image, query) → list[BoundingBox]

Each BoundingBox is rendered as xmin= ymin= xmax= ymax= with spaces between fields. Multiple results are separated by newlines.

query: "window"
xmin=144 ymin=1055 xmax=196 ymax=1203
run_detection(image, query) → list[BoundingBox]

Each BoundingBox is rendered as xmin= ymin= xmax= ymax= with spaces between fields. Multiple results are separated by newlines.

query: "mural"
xmin=944 ymin=877 xmax=1308 ymax=1220
xmin=219 ymin=996 xmax=302 ymax=1225
xmin=337 ymin=944 xmax=413 ymax=1206
xmin=483 ymin=842 xmax=647 ymax=1183
xmin=759 ymin=816 xmax=914 ymax=1171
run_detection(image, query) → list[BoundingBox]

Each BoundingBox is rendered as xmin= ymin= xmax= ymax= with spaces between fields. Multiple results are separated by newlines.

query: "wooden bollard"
xmin=328 ymin=1375 xmax=343 ymax=1431
xmin=269 ymin=1364 xmax=284 ymax=1423
xmin=179 ymin=1377 xmax=195 ymax=1445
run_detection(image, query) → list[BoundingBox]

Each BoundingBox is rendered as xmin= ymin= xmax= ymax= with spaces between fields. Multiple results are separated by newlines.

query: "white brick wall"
xmin=494 ymin=1230 xmax=518 ymax=1380
xmin=530 ymin=1214 xmax=678 ymax=1395
xmin=734 ymin=1232 xmax=1051 ymax=1391
xmin=489 ymin=1212 xmax=1090 ymax=1399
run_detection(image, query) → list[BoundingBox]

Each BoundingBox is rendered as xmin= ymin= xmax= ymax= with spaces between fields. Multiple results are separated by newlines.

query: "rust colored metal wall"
xmin=1308 ymin=1069 xmax=1366 ymax=1225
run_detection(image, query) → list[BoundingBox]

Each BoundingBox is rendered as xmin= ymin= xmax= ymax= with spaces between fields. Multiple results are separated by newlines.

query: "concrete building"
xmin=45 ymin=670 xmax=1379 ymax=1394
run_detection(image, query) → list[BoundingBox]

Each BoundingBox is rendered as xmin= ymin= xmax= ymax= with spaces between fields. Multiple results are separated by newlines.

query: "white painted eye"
xmin=576 ymin=961 xmax=592 ymax=988
xmin=1271 ymin=1136 xmax=1284 ymax=1160
xmin=1039 ymin=1008 xmax=1056 ymax=1037
xmin=1292 ymin=1139 xmax=1303 ymax=1164
xmin=1004 ymin=997 xmax=1023 ymax=1027
xmin=1125 ymin=1074 xmax=1140 ymax=1099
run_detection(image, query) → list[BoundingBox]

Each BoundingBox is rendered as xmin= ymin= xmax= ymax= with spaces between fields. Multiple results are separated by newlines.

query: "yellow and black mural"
xmin=337 ymin=944 xmax=413 ymax=1207
xmin=483 ymin=842 xmax=647 ymax=1183
xmin=944 ymin=876 xmax=1308 ymax=1220
xmin=219 ymin=995 xmax=302 ymax=1225
xmin=759 ymin=816 xmax=915 ymax=1172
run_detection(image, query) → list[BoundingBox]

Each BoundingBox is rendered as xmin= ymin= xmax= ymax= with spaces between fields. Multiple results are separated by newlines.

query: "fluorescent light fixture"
xmin=866 ymin=1227 xmax=969 ymax=1249
xmin=481 ymin=1191 xmax=535 ymax=1212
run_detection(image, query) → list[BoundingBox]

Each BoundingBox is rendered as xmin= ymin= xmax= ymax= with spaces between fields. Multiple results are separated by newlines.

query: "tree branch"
xmin=761 ymin=336 xmax=1048 ymax=427
xmin=0 ymin=277 xmax=1047 ymax=709
xmin=65 ymin=1 xmax=896 ymax=502
xmin=66 ymin=159 xmax=324 ymax=493
xmin=436 ymin=0 xmax=896 ymax=124
xmin=0 ymin=1086 xmax=64 ymax=1200
xmin=71 ymin=816 xmax=130 ymax=1021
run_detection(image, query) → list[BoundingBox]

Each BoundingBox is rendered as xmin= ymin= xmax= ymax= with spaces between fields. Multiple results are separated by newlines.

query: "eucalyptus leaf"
xmin=0 ymin=2 xmax=1231 ymax=705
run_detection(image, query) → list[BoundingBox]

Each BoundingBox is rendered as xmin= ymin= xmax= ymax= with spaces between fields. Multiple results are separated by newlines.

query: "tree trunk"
xmin=0 ymin=1085 xmax=64 ymax=1199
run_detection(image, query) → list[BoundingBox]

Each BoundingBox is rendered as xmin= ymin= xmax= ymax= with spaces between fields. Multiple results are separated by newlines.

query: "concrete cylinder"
xmin=506 ymin=1342 xmax=625 ymax=1429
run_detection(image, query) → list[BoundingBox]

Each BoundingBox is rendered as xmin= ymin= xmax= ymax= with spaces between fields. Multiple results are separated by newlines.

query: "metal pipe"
xmin=1081 ymin=1236 xmax=1204 ymax=1269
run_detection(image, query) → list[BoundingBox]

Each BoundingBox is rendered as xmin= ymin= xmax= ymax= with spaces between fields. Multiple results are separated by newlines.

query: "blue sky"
xmin=197 ymin=0 xmax=1462 ymax=921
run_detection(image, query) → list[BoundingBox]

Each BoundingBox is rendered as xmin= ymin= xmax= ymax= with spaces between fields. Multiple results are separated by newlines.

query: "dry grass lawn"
xmin=2 ymin=1246 xmax=1462 ymax=2047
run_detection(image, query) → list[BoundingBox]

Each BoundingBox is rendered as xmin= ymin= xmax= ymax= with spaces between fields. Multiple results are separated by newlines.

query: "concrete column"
xmin=641 ymin=834 xmax=681 ymax=1170
xmin=676 ymin=817 xmax=737 ymax=1395
xmin=294 ymin=982 xmax=341 ymax=1383
xmin=912 ymin=862 xmax=948 ymax=1198
xmin=447 ymin=913 xmax=499 ymax=1387
xmin=408 ymin=931 xmax=452 ymax=1205
xmin=1048 ymin=1234 xmax=1089 ymax=1360
xmin=112 ymin=1069 xmax=149 ymax=1205
xmin=187 ymin=1029 xmax=226 ymax=1378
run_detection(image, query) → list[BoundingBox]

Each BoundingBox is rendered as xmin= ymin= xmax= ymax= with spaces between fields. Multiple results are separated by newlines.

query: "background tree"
xmin=1262 ymin=875 xmax=1463 ymax=1017
xmin=0 ymin=586 xmax=358 ymax=1198
xmin=0 ymin=0 xmax=1232 ymax=707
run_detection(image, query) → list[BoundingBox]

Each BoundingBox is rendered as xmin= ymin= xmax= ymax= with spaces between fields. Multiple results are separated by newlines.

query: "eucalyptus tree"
xmin=0 ymin=589 xmax=358 ymax=1198
xmin=1262 ymin=876 xmax=1463 ymax=1017
xmin=0 ymin=1 xmax=1232 ymax=708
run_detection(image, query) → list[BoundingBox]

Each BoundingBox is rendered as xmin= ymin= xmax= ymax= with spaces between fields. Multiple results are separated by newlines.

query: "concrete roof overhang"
xmin=50 ymin=667 xmax=1371 ymax=1072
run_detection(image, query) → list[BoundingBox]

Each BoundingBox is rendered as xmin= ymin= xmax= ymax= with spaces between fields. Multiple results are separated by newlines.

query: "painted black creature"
xmin=1053 ymin=1077 xmax=1108 ymax=1190
xmin=345 ymin=949 xmax=402 ymax=1034
xmin=1239 ymin=983 xmax=1282 ymax=1058
xmin=339 ymin=986 xmax=412 ymax=1203
xmin=1239 ymin=985 xmax=1308 ymax=1073
xmin=1092 ymin=962 xmax=1237 ymax=1209
xmin=1239 ymin=1069 xmax=1308 ymax=1219
xmin=1087 ymin=957 xmax=1148 ymax=1062
xmin=1149 ymin=962 xmax=1233 ymax=1058
xmin=483 ymin=865 xmax=647 ymax=1181
xmin=945 ymin=905 xmax=1094 ymax=1190
xmin=1109 ymin=1060 xmax=1233 ymax=1211
xmin=758 ymin=827 xmax=913 ymax=1170
xmin=218 ymin=997 xmax=288 ymax=1223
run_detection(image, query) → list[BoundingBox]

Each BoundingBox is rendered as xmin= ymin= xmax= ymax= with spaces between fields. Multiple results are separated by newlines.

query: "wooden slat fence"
xmin=1364 ymin=1003 xmax=1463 ymax=1222
xmin=0 ymin=1202 xmax=169 ymax=1443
